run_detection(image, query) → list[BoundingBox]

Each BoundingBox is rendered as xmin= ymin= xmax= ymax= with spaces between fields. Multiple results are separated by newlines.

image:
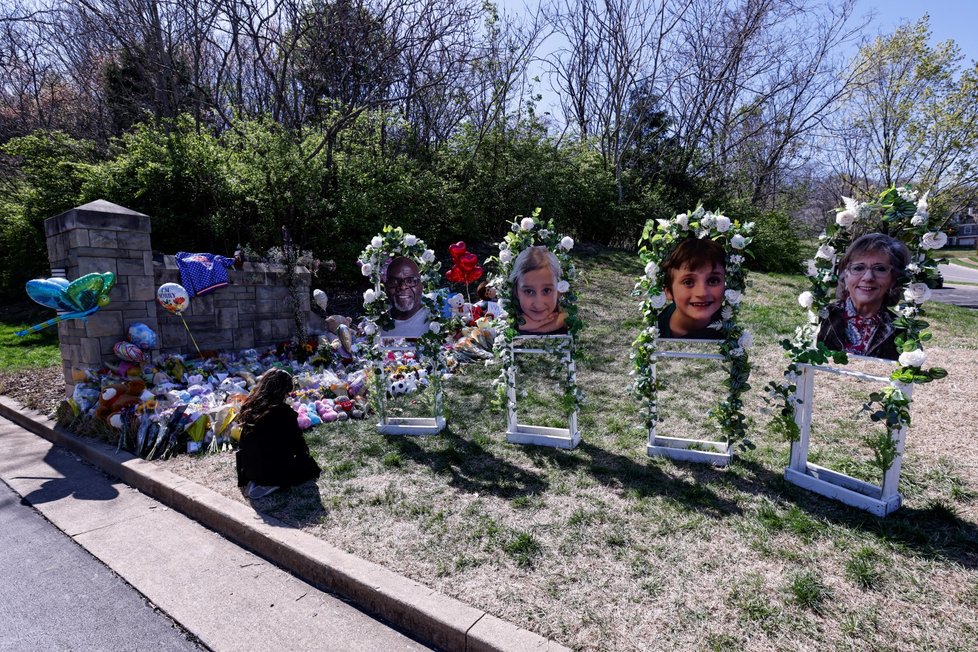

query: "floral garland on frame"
xmin=485 ymin=208 xmax=584 ymax=415
xmin=632 ymin=206 xmax=755 ymax=449
xmin=358 ymin=227 xmax=450 ymax=416
xmin=765 ymin=186 xmax=948 ymax=475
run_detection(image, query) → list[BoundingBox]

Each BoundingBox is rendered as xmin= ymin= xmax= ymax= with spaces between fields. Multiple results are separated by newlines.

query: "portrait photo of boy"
xmin=657 ymin=237 xmax=726 ymax=339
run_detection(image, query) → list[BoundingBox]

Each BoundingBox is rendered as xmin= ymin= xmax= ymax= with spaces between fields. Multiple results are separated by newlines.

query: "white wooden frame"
xmin=648 ymin=339 xmax=733 ymax=466
xmin=506 ymin=334 xmax=580 ymax=449
xmin=785 ymin=358 xmax=911 ymax=517
xmin=374 ymin=338 xmax=445 ymax=436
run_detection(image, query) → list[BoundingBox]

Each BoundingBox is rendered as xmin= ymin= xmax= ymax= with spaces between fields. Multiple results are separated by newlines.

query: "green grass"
xmin=0 ymin=303 xmax=61 ymax=371
xmin=787 ymin=570 xmax=830 ymax=612
xmin=102 ymin=248 xmax=978 ymax=651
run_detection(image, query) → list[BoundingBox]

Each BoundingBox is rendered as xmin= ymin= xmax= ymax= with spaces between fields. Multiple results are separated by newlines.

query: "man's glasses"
xmin=387 ymin=276 xmax=421 ymax=289
xmin=847 ymin=263 xmax=892 ymax=277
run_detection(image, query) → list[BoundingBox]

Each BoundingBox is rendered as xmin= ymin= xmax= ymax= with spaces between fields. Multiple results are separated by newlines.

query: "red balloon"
xmin=462 ymin=267 xmax=484 ymax=284
xmin=448 ymin=241 xmax=467 ymax=262
xmin=458 ymin=252 xmax=479 ymax=271
xmin=445 ymin=266 xmax=464 ymax=283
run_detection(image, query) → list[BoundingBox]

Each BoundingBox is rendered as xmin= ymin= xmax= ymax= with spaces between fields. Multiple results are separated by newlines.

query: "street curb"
xmin=0 ymin=397 xmax=567 ymax=652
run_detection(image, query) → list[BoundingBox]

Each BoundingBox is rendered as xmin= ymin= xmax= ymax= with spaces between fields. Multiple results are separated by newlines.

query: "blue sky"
xmin=499 ymin=0 xmax=978 ymax=116
xmin=856 ymin=0 xmax=978 ymax=65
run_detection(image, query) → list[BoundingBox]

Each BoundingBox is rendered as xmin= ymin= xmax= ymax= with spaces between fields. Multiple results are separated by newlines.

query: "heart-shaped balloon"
xmin=458 ymin=252 xmax=479 ymax=272
xmin=25 ymin=277 xmax=74 ymax=311
xmin=65 ymin=272 xmax=113 ymax=311
xmin=445 ymin=267 xmax=464 ymax=283
xmin=448 ymin=241 xmax=467 ymax=263
xmin=462 ymin=266 xmax=484 ymax=284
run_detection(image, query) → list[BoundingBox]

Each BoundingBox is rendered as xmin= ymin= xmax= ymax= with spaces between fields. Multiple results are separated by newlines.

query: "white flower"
xmin=738 ymin=331 xmax=753 ymax=349
xmin=744 ymin=221 xmax=755 ymax=232
xmin=371 ymin=235 xmax=383 ymax=249
xmin=835 ymin=210 xmax=857 ymax=228
xmin=556 ymin=280 xmax=570 ymax=293
xmin=700 ymin=214 xmax=716 ymax=229
xmin=807 ymin=310 xmax=819 ymax=324
xmin=520 ymin=217 xmax=535 ymax=231
xmin=898 ymin=349 xmax=927 ymax=368
xmin=724 ymin=289 xmax=742 ymax=305
xmin=899 ymin=305 xmax=917 ymax=318
xmin=730 ymin=347 xmax=745 ymax=358
xmin=498 ymin=241 xmax=509 ymax=251
xmin=904 ymin=282 xmax=931 ymax=304
xmin=404 ymin=234 xmax=418 ymax=246
xmin=362 ymin=321 xmax=377 ymax=335
xmin=714 ymin=215 xmax=731 ymax=232
xmin=804 ymin=259 xmax=818 ymax=277
xmin=798 ymin=291 xmax=814 ymax=308
xmin=360 ymin=262 xmax=373 ymax=276
xmin=429 ymin=322 xmax=441 ymax=334
xmin=675 ymin=213 xmax=689 ymax=228
xmin=560 ymin=236 xmax=574 ymax=251
xmin=647 ymin=326 xmax=660 ymax=339
xmin=731 ymin=234 xmax=747 ymax=250
xmin=911 ymin=214 xmax=927 ymax=227
xmin=897 ymin=187 xmax=918 ymax=202
xmin=721 ymin=305 xmax=734 ymax=320
xmin=499 ymin=249 xmax=513 ymax=264
xmin=421 ymin=249 xmax=435 ymax=263
xmin=645 ymin=261 xmax=658 ymax=277
xmin=649 ymin=293 xmax=668 ymax=310
xmin=921 ymin=231 xmax=947 ymax=250
xmin=815 ymin=244 xmax=836 ymax=260
xmin=539 ymin=229 xmax=550 ymax=239
xmin=363 ymin=288 xmax=377 ymax=304
xmin=729 ymin=254 xmax=744 ymax=265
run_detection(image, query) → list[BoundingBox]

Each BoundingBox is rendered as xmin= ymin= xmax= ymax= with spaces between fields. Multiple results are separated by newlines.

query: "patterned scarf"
xmin=843 ymin=298 xmax=881 ymax=354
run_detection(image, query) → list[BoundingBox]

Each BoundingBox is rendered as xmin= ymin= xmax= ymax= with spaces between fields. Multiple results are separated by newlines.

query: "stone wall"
xmin=44 ymin=200 xmax=315 ymax=395
xmin=154 ymin=256 xmax=312 ymax=353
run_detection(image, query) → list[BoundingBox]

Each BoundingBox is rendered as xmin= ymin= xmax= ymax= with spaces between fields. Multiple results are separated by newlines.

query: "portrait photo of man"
xmin=381 ymin=256 xmax=430 ymax=338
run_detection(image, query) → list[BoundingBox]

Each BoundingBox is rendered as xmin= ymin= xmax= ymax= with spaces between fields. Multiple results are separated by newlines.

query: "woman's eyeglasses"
xmin=847 ymin=263 xmax=892 ymax=277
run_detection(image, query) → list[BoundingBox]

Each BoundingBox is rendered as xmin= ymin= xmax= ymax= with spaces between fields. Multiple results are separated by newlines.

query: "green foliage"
xmin=787 ymin=570 xmax=830 ymax=611
xmin=725 ymin=200 xmax=803 ymax=274
xmin=0 ymin=131 xmax=99 ymax=296
xmin=82 ymin=116 xmax=236 ymax=255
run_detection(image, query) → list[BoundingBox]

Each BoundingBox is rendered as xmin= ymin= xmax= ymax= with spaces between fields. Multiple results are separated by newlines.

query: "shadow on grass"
xmin=522 ymin=440 xmax=746 ymax=518
xmin=729 ymin=458 xmax=978 ymax=570
xmin=386 ymin=427 xmax=549 ymax=499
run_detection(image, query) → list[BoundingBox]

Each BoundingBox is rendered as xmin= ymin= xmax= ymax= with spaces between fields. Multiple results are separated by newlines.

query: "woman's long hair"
xmin=237 ymin=368 xmax=294 ymax=430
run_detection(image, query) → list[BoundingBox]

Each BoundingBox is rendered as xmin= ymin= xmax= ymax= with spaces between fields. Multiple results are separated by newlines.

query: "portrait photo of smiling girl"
xmin=658 ymin=237 xmax=727 ymax=339
xmin=509 ymin=245 xmax=569 ymax=335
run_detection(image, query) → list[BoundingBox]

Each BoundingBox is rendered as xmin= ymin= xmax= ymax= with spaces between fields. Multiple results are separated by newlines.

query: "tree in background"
xmin=828 ymin=15 xmax=978 ymax=215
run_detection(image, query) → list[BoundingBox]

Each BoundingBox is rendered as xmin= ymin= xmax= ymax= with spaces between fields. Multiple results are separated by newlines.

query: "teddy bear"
xmin=95 ymin=379 xmax=149 ymax=427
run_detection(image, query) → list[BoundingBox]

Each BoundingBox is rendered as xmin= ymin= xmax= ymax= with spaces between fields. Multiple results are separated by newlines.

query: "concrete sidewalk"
xmin=0 ymin=396 xmax=565 ymax=652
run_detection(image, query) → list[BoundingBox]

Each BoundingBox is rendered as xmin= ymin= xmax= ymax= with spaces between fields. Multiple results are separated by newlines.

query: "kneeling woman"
xmin=817 ymin=233 xmax=910 ymax=361
xmin=236 ymin=368 xmax=322 ymax=499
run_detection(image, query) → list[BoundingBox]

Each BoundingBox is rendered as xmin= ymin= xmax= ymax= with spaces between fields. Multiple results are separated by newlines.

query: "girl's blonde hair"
xmin=509 ymin=245 xmax=561 ymax=286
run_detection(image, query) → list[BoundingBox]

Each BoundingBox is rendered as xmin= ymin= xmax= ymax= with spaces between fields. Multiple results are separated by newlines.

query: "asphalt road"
xmin=939 ymin=262 xmax=978 ymax=284
xmin=0 ymin=477 xmax=205 ymax=652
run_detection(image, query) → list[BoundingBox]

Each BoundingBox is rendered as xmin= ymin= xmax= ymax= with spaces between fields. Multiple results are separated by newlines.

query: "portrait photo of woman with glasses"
xmin=381 ymin=256 xmax=430 ymax=338
xmin=817 ymin=232 xmax=911 ymax=360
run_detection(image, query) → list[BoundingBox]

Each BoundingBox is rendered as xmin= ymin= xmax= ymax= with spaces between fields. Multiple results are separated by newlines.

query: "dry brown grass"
xmin=158 ymin=253 xmax=978 ymax=652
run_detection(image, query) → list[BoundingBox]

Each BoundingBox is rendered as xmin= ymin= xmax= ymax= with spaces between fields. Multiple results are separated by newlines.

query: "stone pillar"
xmin=44 ymin=200 xmax=157 ymax=396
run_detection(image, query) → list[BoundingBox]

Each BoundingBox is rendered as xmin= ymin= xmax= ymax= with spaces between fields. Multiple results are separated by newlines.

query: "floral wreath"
xmin=766 ymin=185 xmax=949 ymax=475
xmin=358 ymin=227 xmax=449 ymax=405
xmin=486 ymin=208 xmax=584 ymax=415
xmin=632 ymin=205 xmax=755 ymax=449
